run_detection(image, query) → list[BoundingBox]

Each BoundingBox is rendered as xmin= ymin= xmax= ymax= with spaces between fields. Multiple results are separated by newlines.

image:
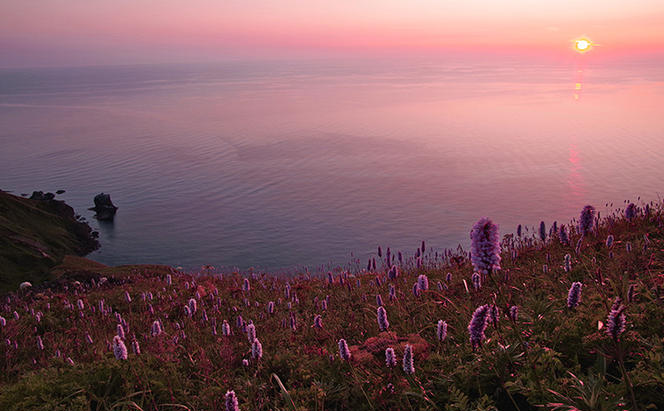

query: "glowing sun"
xmin=574 ymin=38 xmax=592 ymax=53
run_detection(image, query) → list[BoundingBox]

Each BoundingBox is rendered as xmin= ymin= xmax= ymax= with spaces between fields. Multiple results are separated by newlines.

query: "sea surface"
xmin=1 ymin=58 xmax=663 ymax=273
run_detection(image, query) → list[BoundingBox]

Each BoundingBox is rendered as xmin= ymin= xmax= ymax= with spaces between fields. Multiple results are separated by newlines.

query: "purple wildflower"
xmin=188 ymin=298 xmax=197 ymax=315
xmin=0 ymin=316 xmax=5 ymax=327
xmin=225 ymin=390 xmax=240 ymax=411
xmin=117 ymin=323 xmax=125 ymax=340
xmin=412 ymin=282 xmax=420 ymax=297
xmin=606 ymin=235 xmax=614 ymax=248
xmin=151 ymin=320 xmax=162 ymax=336
xmin=471 ymin=272 xmax=481 ymax=290
xmin=131 ymin=340 xmax=141 ymax=355
xmin=377 ymin=306 xmax=389 ymax=331
xmin=437 ymin=320 xmax=448 ymax=342
xmin=267 ymin=301 xmax=275 ymax=314
xmin=517 ymin=224 xmax=522 ymax=237
xmin=124 ymin=291 xmax=131 ymax=303
xmin=246 ymin=323 xmax=256 ymax=343
xmin=37 ymin=336 xmax=44 ymax=350
xmin=468 ymin=304 xmax=489 ymax=350
xmin=402 ymin=344 xmax=415 ymax=374
xmin=539 ymin=221 xmax=546 ymax=242
xmin=567 ymin=282 xmax=583 ymax=309
xmin=222 ymin=320 xmax=231 ymax=336
xmin=470 ymin=217 xmax=501 ymax=274
xmin=376 ymin=294 xmax=383 ymax=307
xmin=417 ymin=274 xmax=429 ymax=291
xmin=112 ymin=336 xmax=128 ymax=360
xmin=446 ymin=272 xmax=452 ymax=283
xmin=559 ymin=225 xmax=569 ymax=245
xmin=385 ymin=347 xmax=396 ymax=367
xmin=389 ymin=284 xmax=396 ymax=301
xmin=509 ymin=306 xmax=518 ymax=322
xmin=242 ymin=278 xmax=250 ymax=292
xmin=564 ymin=254 xmax=571 ymax=272
xmin=388 ymin=265 xmax=399 ymax=280
xmin=626 ymin=242 xmax=632 ymax=252
xmin=251 ymin=338 xmax=263 ymax=360
xmin=579 ymin=205 xmax=595 ymax=236
xmin=313 ymin=315 xmax=323 ymax=329
xmin=625 ymin=203 xmax=636 ymax=221
xmin=338 ymin=339 xmax=351 ymax=361
xmin=606 ymin=304 xmax=626 ymax=341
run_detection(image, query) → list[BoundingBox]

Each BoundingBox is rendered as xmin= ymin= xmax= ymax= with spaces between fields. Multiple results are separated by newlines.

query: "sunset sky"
xmin=2 ymin=0 xmax=664 ymax=67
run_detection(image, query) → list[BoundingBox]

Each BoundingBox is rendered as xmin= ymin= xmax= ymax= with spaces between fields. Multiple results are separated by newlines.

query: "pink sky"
xmin=2 ymin=0 xmax=664 ymax=67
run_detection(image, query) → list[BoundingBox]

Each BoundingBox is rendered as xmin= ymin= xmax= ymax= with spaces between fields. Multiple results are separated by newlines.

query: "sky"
xmin=1 ymin=0 xmax=664 ymax=67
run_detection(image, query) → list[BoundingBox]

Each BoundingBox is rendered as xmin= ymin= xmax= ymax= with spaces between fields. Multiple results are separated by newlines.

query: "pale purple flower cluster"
xmin=376 ymin=294 xmax=383 ymax=307
xmin=251 ymin=338 xmax=263 ymax=360
xmin=188 ymin=298 xmax=197 ymax=315
xmin=246 ymin=323 xmax=256 ymax=343
xmin=131 ymin=340 xmax=141 ymax=355
xmin=606 ymin=302 xmax=626 ymax=341
xmin=625 ymin=203 xmax=636 ymax=221
xmin=417 ymin=274 xmax=429 ymax=291
xmin=377 ymin=306 xmax=389 ymax=331
xmin=385 ymin=347 xmax=396 ymax=367
xmin=509 ymin=306 xmax=518 ymax=322
xmin=387 ymin=265 xmax=399 ymax=280
xmin=578 ymin=205 xmax=595 ymax=236
xmin=471 ymin=273 xmax=481 ymax=290
xmin=412 ymin=283 xmax=420 ymax=297
xmin=470 ymin=217 xmax=501 ymax=274
xmin=468 ymin=304 xmax=489 ymax=349
xmin=151 ymin=320 xmax=162 ymax=336
xmin=606 ymin=235 xmax=614 ymax=248
xmin=437 ymin=320 xmax=447 ymax=342
xmin=222 ymin=320 xmax=231 ymax=336
xmin=402 ymin=344 xmax=414 ymax=374
xmin=225 ymin=390 xmax=240 ymax=411
xmin=567 ymin=282 xmax=583 ymax=309
xmin=112 ymin=335 xmax=128 ymax=360
xmin=559 ymin=225 xmax=569 ymax=245
xmin=338 ymin=338 xmax=351 ymax=361
xmin=313 ymin=315 xmax=323 ymax=329
xmin=564 ymin=254 xmax=571 ymax=272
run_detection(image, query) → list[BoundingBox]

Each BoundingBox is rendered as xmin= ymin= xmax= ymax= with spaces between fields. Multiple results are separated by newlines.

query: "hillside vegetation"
xmin=1 ymin=199 xmax=663 ymax=410
xmin=0 ymin=190 xmax=100 ymax=292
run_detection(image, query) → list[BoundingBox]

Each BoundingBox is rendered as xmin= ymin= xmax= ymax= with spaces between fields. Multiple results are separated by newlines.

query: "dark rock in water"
xmin=30 ymin=191 xmax=55 ymax=201
xmin=56 ymin=190 xmax=66 ymax=195
xmin=89 ymin=192 xmax=118 ymax=220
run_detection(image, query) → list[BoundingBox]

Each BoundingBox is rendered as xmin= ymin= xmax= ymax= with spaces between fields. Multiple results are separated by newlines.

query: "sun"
xmin=574 ymin=38 xmax=592 ymax=53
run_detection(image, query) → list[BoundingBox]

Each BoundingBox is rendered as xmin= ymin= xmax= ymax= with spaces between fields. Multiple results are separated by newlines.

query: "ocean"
xmin=1 ymin=57 xmax=663 ymax=272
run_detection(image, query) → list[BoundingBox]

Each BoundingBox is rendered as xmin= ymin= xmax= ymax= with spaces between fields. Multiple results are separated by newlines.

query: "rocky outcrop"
xmin=90 ymin=193 xmax=118 ymax=220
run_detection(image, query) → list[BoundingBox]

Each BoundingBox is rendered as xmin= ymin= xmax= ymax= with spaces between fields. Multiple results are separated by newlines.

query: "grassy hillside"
xmin=0 ymin=190 xmax=100 ymax=292
xmin=1 ymin=200 xmax=663 ymax=410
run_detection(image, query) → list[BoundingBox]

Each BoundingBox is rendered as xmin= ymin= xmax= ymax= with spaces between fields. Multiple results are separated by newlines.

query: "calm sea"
xmin=1 ymin=58 xmax=663 ymax=272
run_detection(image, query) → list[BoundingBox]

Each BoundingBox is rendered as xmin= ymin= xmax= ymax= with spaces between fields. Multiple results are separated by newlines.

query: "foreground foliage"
xmin=1 ymin=199 xmax=663 ymax=410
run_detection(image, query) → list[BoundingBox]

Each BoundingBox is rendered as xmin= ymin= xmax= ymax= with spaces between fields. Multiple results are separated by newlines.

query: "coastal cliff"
xmin=0 ymin=190 xmax=100 ymax=292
